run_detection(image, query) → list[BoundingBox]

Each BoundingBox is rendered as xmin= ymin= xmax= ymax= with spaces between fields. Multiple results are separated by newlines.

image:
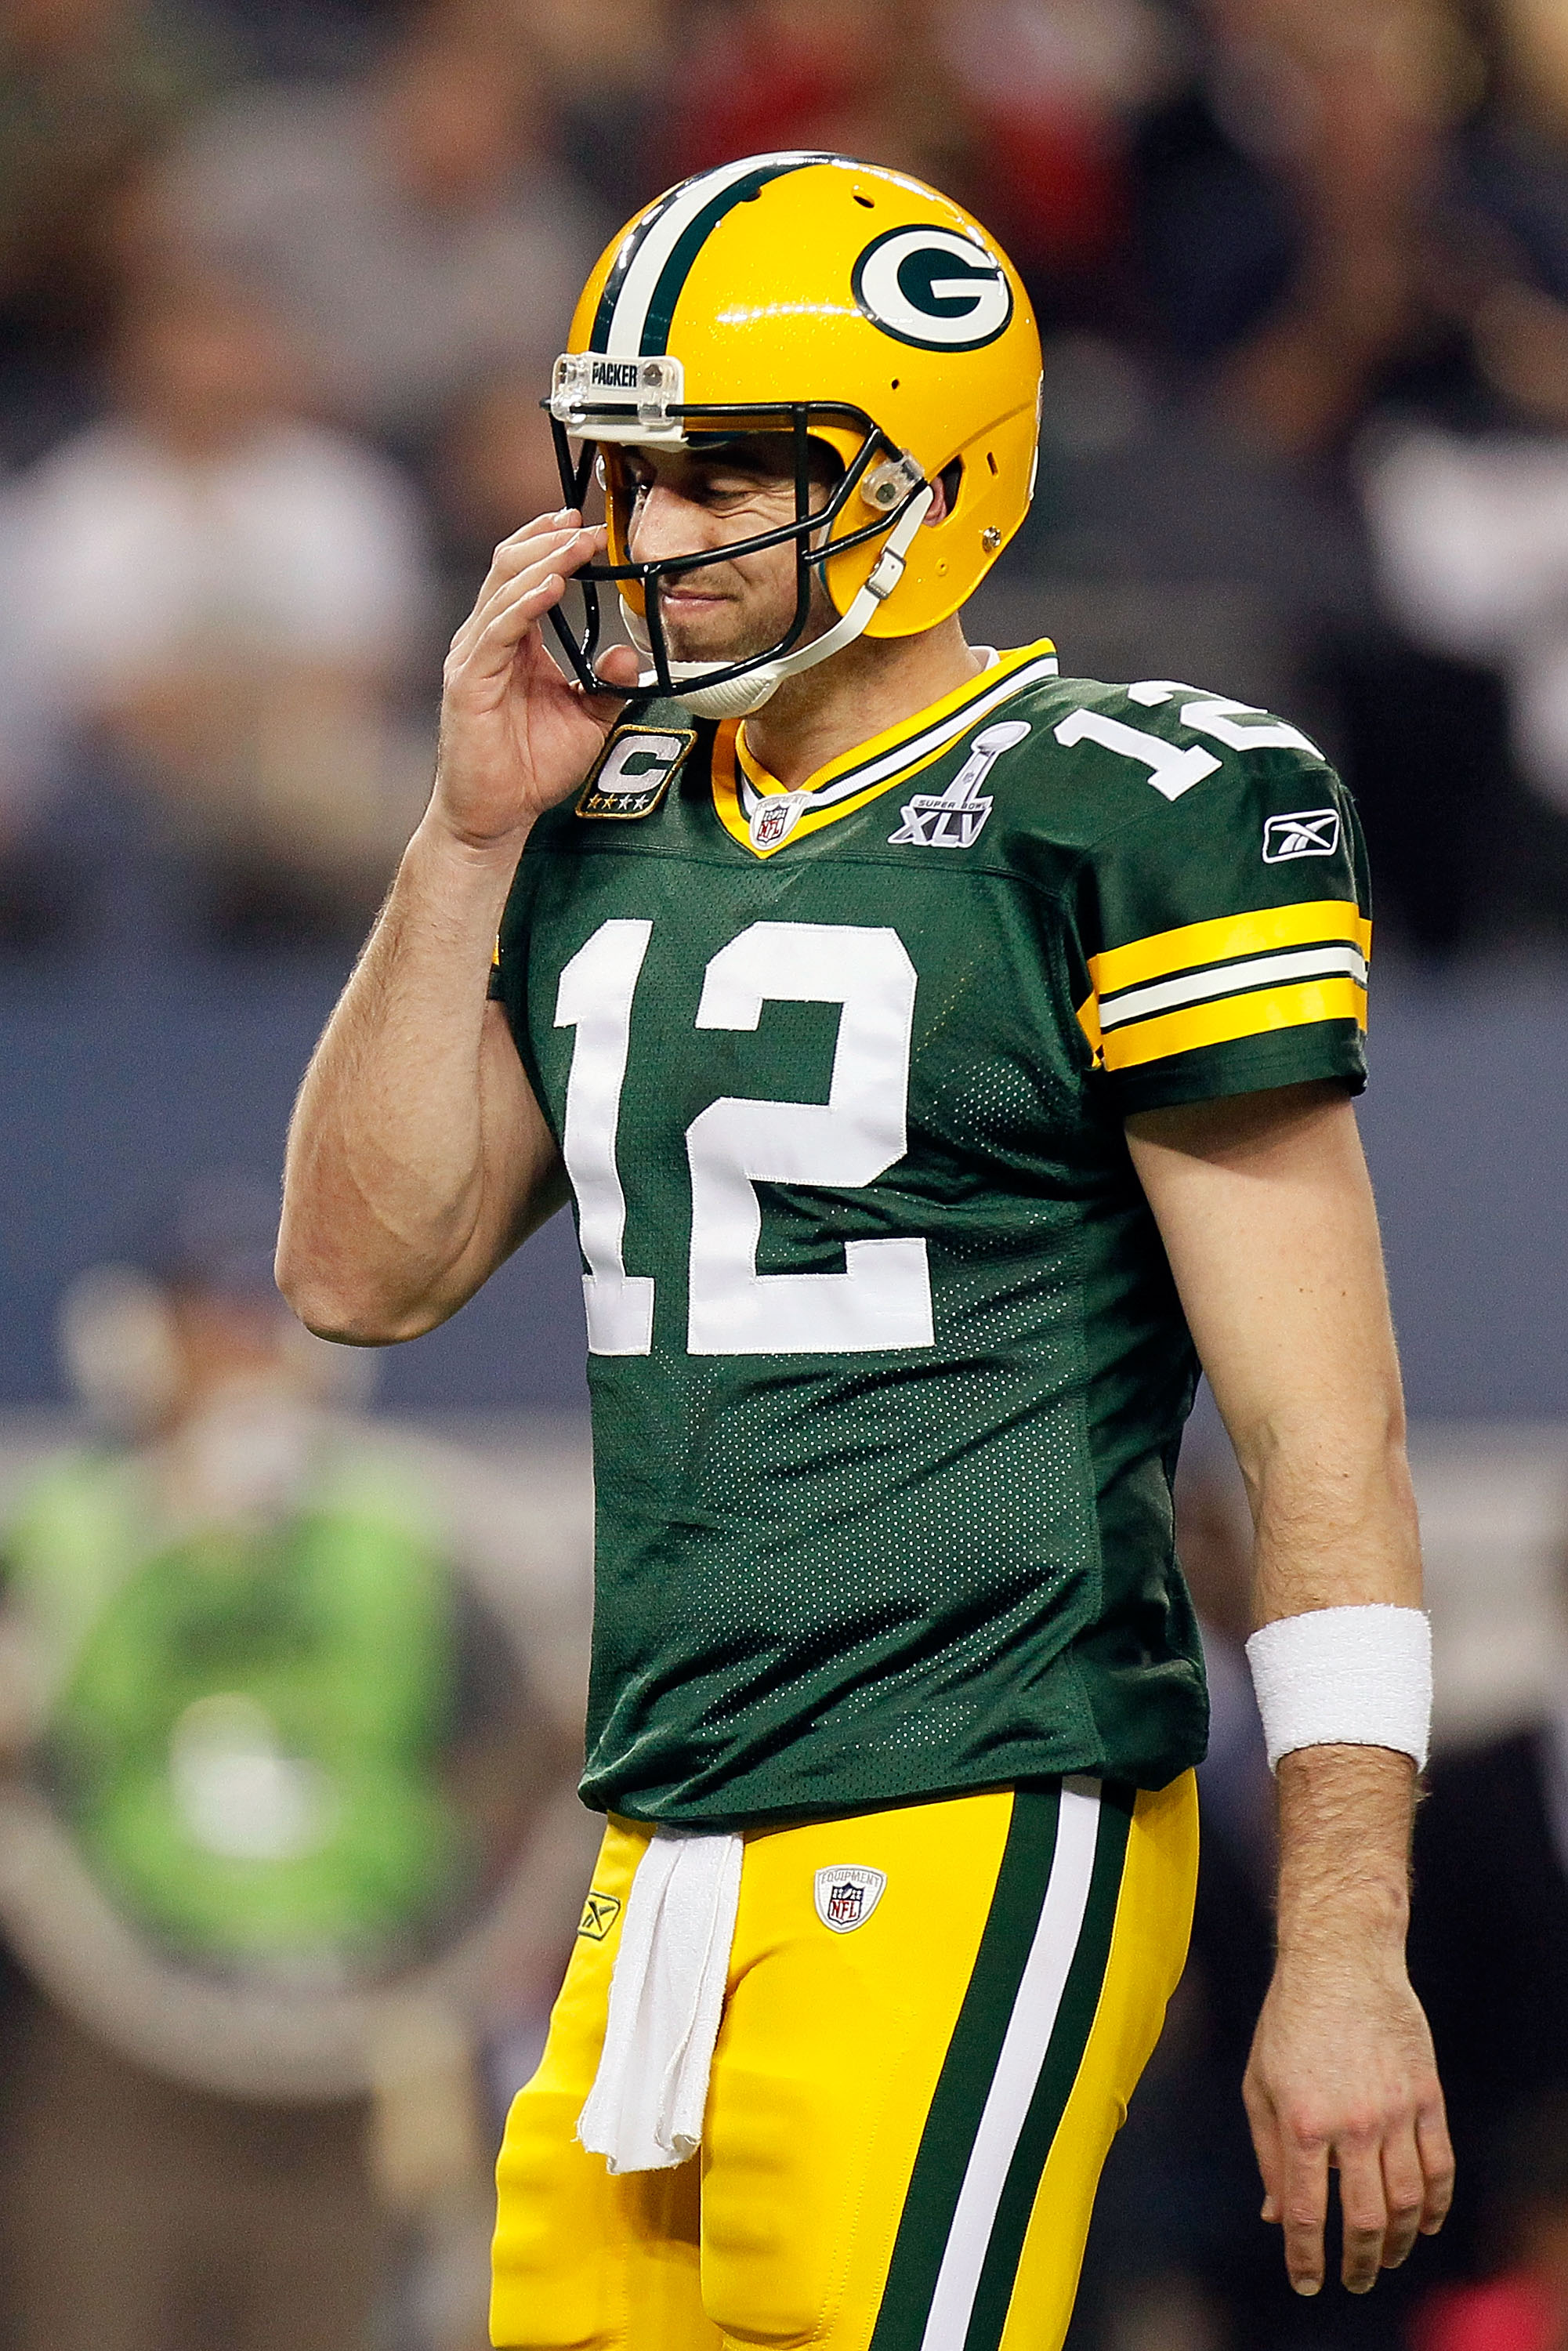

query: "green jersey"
xmin=491 ymin=641 xmax=1371 ymax=1829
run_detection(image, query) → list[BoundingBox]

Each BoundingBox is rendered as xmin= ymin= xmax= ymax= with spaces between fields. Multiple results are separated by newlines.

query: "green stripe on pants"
xmin=962 ymin=1782 xmax=1133 ymax=2351
xmin=867 ymin=1785 xmax=1063 ymax=2351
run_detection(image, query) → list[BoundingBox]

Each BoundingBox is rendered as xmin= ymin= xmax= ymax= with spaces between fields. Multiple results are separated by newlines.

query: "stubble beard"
xmin=650 ymin=564 xmax=837 ymax=671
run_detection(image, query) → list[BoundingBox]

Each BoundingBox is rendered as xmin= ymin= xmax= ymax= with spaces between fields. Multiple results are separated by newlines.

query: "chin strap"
xmin=623 ymin=486 xmax=936 ymax=722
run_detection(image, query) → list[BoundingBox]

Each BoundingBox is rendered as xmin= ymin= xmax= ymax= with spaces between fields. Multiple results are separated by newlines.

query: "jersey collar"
xmin=710 ymin=639 xmax=1059 ymax=859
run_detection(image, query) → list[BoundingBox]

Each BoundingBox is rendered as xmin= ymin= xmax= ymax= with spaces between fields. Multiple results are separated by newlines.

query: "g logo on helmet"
xmin=852 ymin=225 xmax=1014 ymax=352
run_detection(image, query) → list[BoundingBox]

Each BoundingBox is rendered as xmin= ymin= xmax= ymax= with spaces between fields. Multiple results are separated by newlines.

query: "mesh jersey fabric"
xmin=490 ymin=643 xmax=1371 ymax=1828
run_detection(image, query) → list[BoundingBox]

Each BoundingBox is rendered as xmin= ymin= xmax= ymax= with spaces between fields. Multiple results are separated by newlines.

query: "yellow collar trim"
xmin=710 ymin=639 xmax=1059 ymax=859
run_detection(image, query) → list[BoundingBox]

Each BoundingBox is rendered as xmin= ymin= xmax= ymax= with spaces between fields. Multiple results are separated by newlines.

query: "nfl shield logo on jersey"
xmin=813 ymin=1863 xmax=888 ymax=1933
xmin=750 ymin=792 xmax=806 ymax=851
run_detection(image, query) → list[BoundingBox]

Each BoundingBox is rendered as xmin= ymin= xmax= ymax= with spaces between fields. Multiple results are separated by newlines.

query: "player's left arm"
xmin=1125 ymin=1079 xmax=1454 ymax=2300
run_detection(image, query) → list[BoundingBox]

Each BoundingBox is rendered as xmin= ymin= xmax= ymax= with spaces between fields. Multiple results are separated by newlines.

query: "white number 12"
xmin=555 ymin=918 xmax=656 ymax=1354
xmin=552 ymin=918 xmax=932 ymax=1358
xmin=1052 ymin=681 xmax=1323 ymax=802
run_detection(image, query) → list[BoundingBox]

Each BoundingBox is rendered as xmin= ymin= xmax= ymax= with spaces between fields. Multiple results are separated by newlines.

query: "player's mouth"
xmin=657 ymin=582 xmax=751 ymax=658
xmin=660 ymin=585 xmax=730 ymax=614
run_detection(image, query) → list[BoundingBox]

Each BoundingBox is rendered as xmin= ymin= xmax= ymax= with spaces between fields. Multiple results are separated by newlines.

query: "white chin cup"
xmin=620 ymin=485 xmax=935 ymax=721
xmin=618 ymin=600 xmax=776 ymax=718
xmin=665 ymin=666 xmax=782 ymax=720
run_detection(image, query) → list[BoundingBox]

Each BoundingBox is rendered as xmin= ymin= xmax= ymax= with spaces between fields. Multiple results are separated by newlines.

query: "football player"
xmin=278 ymin=153 xmax=1453 ymax=2351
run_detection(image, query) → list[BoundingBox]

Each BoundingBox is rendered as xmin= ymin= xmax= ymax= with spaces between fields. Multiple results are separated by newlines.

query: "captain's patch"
xmin=578 ymin=726 xmax=697 ymax=820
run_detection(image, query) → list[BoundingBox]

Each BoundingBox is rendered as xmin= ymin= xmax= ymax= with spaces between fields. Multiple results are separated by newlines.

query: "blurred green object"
xmin=5 ymin=1448 xmax=473 ymax=1970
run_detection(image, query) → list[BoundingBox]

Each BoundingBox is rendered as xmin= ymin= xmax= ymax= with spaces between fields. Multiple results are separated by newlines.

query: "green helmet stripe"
xmin=588 ymin=152 xmax=840 ymax=361
xmin=588 ymin=178 xmax=686 ymax=353
xmin=636 ymin=153 xmax=832 ymax=358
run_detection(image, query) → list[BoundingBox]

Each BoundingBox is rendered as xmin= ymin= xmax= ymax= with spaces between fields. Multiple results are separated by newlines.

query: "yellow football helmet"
xmin=545 ymin=150 xmax=1041 ymax=718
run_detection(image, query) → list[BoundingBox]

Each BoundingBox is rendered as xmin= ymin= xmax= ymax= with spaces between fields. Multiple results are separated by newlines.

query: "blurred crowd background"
xmin=1 ymin=0 xmax=1567 ymax=2347
xmin=6 ymin=0 xmax=1568 ymax=956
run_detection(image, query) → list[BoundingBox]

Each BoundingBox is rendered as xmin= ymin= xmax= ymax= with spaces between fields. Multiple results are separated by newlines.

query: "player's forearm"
xmin=278 ymin=811 xmax=545 ymax=1340
xmin=1274 ymin=1743 xmax=1414 ymax=1962
xmin=1240 ymin=1407 xmax=1423 ymax=1933
xmin=1243 ymin=1393 xmax=1422 ymax=1624
xmin=1239 ymin=1378 xmax=1425 ymax=2099
xmin=1251 ymin=1422 xmax=1422 ymax=1968
xmin=1240 ymin=1376 xmax=1424 ymax=1947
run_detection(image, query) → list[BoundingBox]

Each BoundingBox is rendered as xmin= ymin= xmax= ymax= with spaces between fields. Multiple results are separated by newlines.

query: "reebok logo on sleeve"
xmin=1262 ymin=809 xmax=1341 ymax=863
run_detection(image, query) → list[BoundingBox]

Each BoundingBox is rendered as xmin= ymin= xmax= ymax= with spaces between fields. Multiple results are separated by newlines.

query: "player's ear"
xmin=925 ymin=459 xmax=962 ymax=527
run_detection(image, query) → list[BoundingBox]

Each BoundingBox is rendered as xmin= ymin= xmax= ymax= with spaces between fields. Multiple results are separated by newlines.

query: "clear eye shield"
xmin=543 ymin=353 xmax=932 ymax=722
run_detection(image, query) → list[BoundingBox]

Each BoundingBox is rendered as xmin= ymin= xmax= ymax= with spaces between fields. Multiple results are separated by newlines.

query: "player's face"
xmin=619 ymin=437 xmax=840 ymax=666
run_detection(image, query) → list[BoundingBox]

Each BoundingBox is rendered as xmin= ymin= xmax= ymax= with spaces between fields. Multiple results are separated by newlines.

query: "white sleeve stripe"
xmin=1098 ymin=943 xmax=1368 ymax=1031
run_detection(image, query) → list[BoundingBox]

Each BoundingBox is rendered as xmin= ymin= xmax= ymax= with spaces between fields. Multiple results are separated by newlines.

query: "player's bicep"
xmin=1125 ymin=1081 xmax=1403 ymax=1462
xmin=477 ymin=996 xmax=568 ymax=1259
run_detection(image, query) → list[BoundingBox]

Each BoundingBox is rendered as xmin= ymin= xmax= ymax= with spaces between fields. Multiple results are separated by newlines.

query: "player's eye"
xmin=701 ymin=474 xmax=762 ymax=505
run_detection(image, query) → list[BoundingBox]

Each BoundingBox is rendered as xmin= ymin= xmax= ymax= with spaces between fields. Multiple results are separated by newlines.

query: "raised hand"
xmin=433 ymin=509 xmax=642 ymax=853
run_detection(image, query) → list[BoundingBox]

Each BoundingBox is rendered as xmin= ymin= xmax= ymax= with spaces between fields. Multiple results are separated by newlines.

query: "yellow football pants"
xmin=492 ymin=1773 xmax=1197 ymax=2351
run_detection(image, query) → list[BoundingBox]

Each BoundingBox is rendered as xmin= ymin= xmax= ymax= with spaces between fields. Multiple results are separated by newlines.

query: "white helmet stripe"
xmin=605 ymin=158 xmax=771 ymax=357
xmin=602 ymin=154 xmax=829 ymax=358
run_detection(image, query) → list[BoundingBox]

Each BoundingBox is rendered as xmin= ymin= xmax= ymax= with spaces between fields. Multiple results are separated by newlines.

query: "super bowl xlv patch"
xmin=888 ymin=716 xmax=1031 ymax=848
xmin=813 ymin=1864 xmax=888 ymax=1934
xmin=578 ymin=725 xmax=697 ymax=820
xmin=578 ymin=1889 xmax=623 ymax=1940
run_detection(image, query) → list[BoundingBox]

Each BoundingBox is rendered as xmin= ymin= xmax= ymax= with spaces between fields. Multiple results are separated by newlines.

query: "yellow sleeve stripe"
xmin=1099 ymin=941 xmax=1367 ymax=1032
xmin=1099 ymin=976 xmax=1367 ymax=1072
xmin=1088 ymin=899 xmax=1371 ymax=997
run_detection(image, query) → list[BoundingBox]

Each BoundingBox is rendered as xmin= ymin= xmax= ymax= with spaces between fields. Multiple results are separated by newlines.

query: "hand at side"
xmin=1244 ymin=1744 xmax=1454 ymax=2296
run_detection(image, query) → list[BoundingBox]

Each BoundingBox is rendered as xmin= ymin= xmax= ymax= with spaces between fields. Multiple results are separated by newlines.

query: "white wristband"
xmin=1244 ymin=1603 xmax=1432 ymax=1772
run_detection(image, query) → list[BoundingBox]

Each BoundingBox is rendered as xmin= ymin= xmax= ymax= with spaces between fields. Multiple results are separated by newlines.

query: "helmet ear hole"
xmin=938 ymin=458 xmax=964 ymax=520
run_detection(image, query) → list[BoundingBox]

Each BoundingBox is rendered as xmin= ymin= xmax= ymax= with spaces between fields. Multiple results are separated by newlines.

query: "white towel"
xmin=576 ymin=1828 xmax=744 ymax=2174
